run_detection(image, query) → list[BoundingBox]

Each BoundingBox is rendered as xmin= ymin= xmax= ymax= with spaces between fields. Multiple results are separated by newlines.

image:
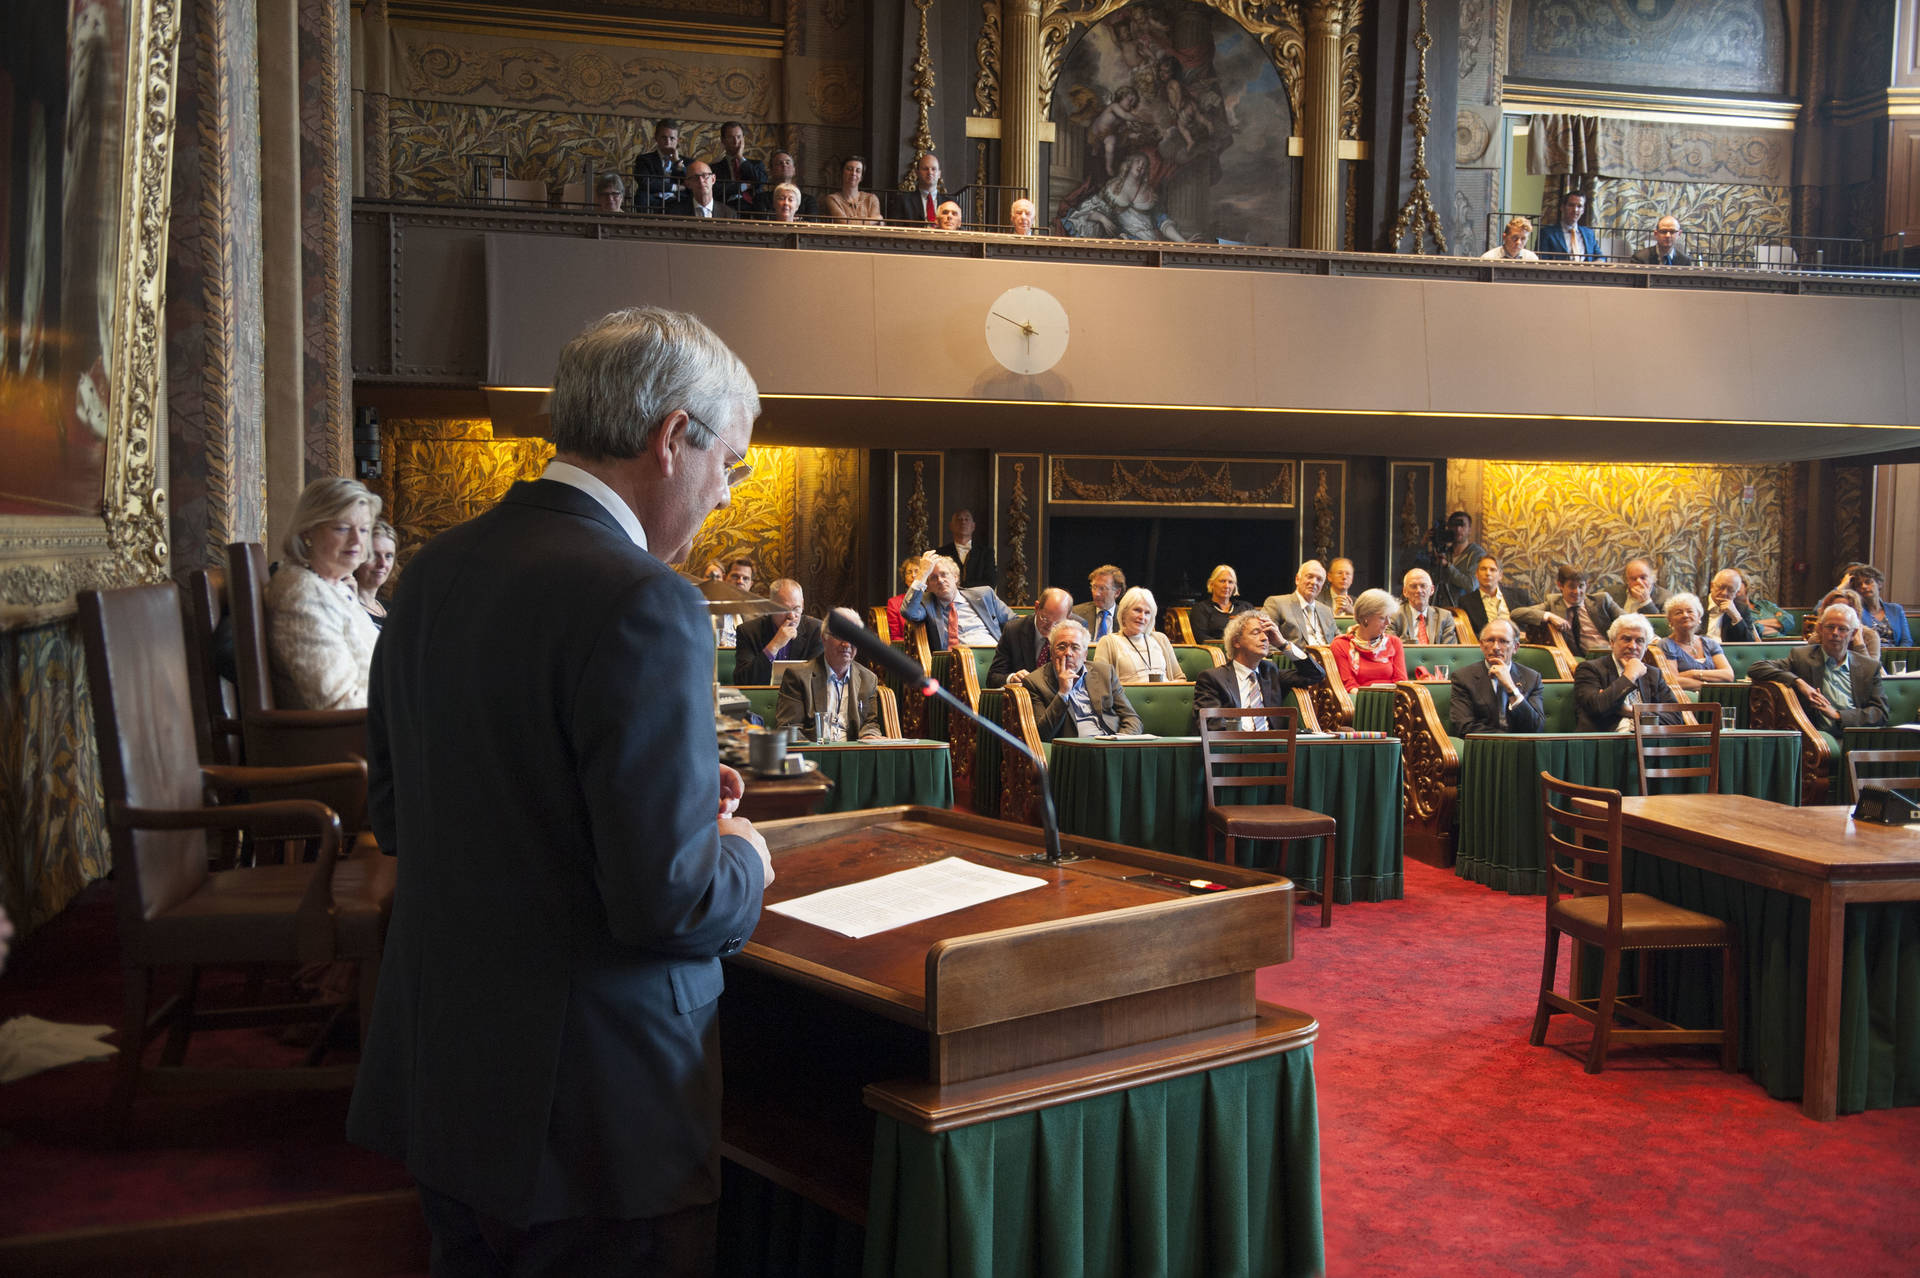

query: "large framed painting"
xmin=0 ymin=0 xmax=178 ymax=628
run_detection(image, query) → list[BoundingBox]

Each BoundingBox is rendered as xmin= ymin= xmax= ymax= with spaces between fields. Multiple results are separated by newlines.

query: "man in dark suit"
xmin=1514 ymin=564 xmax=1621 ymax=653
xmin=934 ymin=508 xmax=996 ymax=589
xmin=708 ymin=121 xmax=767 ymax=212
xmin=349 ymin=307 xmax=772 ymax=1274
xmin=989 ymin=587 xmax=1072 ymax=688
xmin=1190 ymin=611 xmax=1326 ymax=732
xmin=1630 ymin=216 xmax=1693 ymax=267
xmin=1071 ymin=564 xmax=1126 ymax=642
xmin=889 ymin=151 xmax=943 ymax=225
xmin=1573 ymin=614 xmax=1681 ymax=731
xmin=1460 ymin=555 xmax=1536 ymax=641
xmin=1705 ymin=569 xmax=1759 ymax=642
xmin=670 ymin=161 xmax=740 ymax=220
xmin=775 ymin=608 xmax=886 ymax=740
xmin=902 ymin=555 xmax=1014 ymax=652
xmin=1610 ymin=557 xmax=1671 ymax=615
xmin=1023 ymin=618 xmax=1141 ymax=739
xmin=631 ymin=118 xmax=685 ymax=212
xmin=1749 ymin=603 xmax=1890 ymax=732
xmin=1536 ymin=190 xmax=1600 ymax=261
xmin=733 ymin=578 xmax=825 ymax=684
xmin=1449 ymin=618 xmax=1546 ymax=735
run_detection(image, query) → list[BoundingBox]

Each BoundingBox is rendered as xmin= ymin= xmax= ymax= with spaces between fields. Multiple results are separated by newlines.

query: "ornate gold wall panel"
xmin=1601 ymin=177 xmax=1790 ymax=243
xmin=1477 ymin=460 xmax=1787 ymax=604
xmin=390 ymin=27 xmax=776 ymax=115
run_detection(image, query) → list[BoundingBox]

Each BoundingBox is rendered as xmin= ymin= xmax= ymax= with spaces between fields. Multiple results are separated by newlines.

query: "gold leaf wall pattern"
xmin=1601 ymin=178 xmax=1790 ymax=247
xmin=395 ymin=34 xmax=774 ymax=116
xmin=1479 ymin=461 xmax=1787 ymax=603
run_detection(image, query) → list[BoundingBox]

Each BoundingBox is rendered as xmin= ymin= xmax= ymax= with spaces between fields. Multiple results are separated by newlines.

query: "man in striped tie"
xmin=1071 ymin=565 xmax=1126 ymax=642
xmin=1572 ymin=613 xmax=1679 ymax=732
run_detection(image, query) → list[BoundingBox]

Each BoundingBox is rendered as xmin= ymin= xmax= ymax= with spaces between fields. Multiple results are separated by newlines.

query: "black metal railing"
xmin=1486 ymin=212 xmax=1896 ymax=272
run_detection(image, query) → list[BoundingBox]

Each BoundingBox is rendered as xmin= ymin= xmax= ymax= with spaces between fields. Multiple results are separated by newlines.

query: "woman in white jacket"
xmin=265 ymin=476 xmax=382 ymax=709
xmin=1094 ymin=586 xmax=1184 ymax=683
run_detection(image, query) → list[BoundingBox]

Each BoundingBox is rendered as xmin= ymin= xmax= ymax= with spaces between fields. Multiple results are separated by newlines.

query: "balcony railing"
xmin=1487 ymin=212 xmax=1907 ymax=273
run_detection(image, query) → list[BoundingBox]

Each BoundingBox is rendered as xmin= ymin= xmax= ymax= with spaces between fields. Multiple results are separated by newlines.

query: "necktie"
xmin=1097 ymin=609 xmax=1111 ymax=640
xmin=1417 ymin=612 xmax=1429 ymax=644
xmin=925 ymin=194 xmax=936 ymax=225
xmin=1243 ymin=668 xmax=1264 ymax=727
xmin=947 ymin=602 xmax=961 ymax=648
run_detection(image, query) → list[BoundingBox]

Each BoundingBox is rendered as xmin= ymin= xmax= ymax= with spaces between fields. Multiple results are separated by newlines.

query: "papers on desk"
xmin=767 ymin=856 xmax=1047 ymax=938
xmin=1091 ymin=733 xmax=1159 ymax=741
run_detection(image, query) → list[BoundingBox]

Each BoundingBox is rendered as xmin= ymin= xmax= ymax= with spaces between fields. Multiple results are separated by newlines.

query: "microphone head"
xmin=828 ymin=609 xmax=933 ymax=690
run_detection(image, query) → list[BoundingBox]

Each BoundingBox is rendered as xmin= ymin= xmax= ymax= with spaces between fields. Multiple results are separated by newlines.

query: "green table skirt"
xmin=1350 ymin=686 xmax=1396 ymax=734
xmin=793 ymin=742 xmax=954 ymax=813
xmin=865 ymin=1047 xmax=1324 ymax=1278
xmin=974 ymin=690 xmax=1007 ymax=820
xmin=1049 ymin=738 xmax=1404 ymax=903
xmin=1454 ymin=731 xmax=1802 ymax=895
xmin=1696 ymin=682 xmax=1751 ymax=729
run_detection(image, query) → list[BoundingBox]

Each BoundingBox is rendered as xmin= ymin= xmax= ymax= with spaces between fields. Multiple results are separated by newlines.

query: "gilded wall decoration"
xmin=301 ymin=0 xmax=353 ymax=482
xmin=1509 ymin=0 xmax=1787 ymax=96
xmin=1005 ymin=461 xmax=1034 ymax=604
xmin=1528 ymin=116 xmax=1792 ymax=187
xmin=974 ymin=0 xmax=1002 ymax=116
xmin=1050 ymin=455 xmax=1295 ymax=506
xmin=392 ymin=28 xmax=775 ymax=116
xmin=376 ymin=418 xmax=553 ymax=568
xmin=1477 ymin=460 xmax=1787 ymax=605
xmin=1833 ymin=465 xmax=1869 ymax=572
xmin=0 ymin=621 xmax=110 ymax=940
xmin=807 ymin=66 xmax=863 ymax=126
xmin=1602 ymin=178 xmax=1791 ymax=248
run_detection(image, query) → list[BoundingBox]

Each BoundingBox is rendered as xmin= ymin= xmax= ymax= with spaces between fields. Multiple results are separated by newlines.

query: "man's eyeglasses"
xmin=686 ymin=416 xmax=753 ymax=487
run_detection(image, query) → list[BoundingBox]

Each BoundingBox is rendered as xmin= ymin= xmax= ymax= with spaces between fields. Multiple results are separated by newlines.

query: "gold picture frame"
xmin=0 ymin=0 xmax=179 ymax=629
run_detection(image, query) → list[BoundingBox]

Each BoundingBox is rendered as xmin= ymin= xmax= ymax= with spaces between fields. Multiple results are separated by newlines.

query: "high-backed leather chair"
xmin=78 ymin=582 xmax=395 ymax=1137
xmin=183 ymin=567 xmax=244 ymax=766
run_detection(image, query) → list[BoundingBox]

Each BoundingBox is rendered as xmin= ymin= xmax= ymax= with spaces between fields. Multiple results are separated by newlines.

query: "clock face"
xmin=984 ymin=285 xmax=1070 ymax=375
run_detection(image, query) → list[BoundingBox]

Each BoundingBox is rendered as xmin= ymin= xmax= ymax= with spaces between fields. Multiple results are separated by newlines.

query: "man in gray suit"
xmin=1262 ymin=560 xmax=1337 ymax=648
xmin=775 ymin=607 xmax=886 ymax=741
xmin=901 ymin=555 xmax=1014 ymax=651
xmin=1515 ymin=564 xmax=1621 ymax=654
xmin=1023 ymin=617 xmax=1142 ymax=739
xmin=1749 ymin=603 xmax=1889 ymax=732
xmin=1390 ymin=567 xmax=1458 ymax=645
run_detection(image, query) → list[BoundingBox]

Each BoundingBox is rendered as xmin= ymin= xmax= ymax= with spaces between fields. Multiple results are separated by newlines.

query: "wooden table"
xmin=1617 ymin=793 xmax=1920 ymax=1120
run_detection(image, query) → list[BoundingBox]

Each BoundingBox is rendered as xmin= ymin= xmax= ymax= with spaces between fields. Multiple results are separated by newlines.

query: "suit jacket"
xmin=708 ymin=155 xmax=768 ymax=210
xmin=668 ymin=195 xmax=741 ymax=220
xmin=1025 ymin=660 xmax=1141 ymax=739
xmin=903 ymin=584 xmax=1013 ymax=652
xmin=1448 ymin=661 xmax=1546 ymax=735
xmin=630 ymin=150 xmax=684 ymax=209
xmin=1572 ymin=653 xmax=1681 ymax=731
xmin=1188 ymin=655 xmax=1327 ymax=733
xmin=889 ymin=187 xmax=944 ymax=225
xmin=1461 ymin=586 xmax=1537 ymax=639
xmin=1608 ymin=584 xmax=1671 ymax=616
xmin=774 ymin=657 xmax=884 ymax=740
xmin=1071 ymin=600 xmax=1121 ymax=641
xmin=935 ymin=540 xmax=996 ymax=590
xmin=1262 ymin=592 xmax=1337 ymax=647
xmin=1514 ymin=593 xmax=1623 ymax=650
xmin=732 ymin=613 xmax=826 ymax=685
xmin=1389 ymin=605 xmax=1458 ymax=645
xmin=1537 ymin=222 xmax=1601 ymax=261
xmin=1703 ymin=601 xmax=1758 ymax=643
xmin=347 ymin=480 xmax=764 ymax=1225
xmin=1631 ymin=245 xmax=1693 ymax=267
xmin=1749 ymin=645 xmax=1890 ymax=729
xmin=987 ymin=614 xmax=1050 ymax=688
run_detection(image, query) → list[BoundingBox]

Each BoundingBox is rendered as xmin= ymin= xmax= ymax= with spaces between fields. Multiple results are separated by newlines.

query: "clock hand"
xmin=989 ymin=310 xmax=1037 ymax=337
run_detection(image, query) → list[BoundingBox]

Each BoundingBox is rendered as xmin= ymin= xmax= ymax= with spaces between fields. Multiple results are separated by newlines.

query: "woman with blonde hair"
xmin=1656 ymin=592 xmax=1734 ymax=690
xmin=1189 ymin=564 xmax=1254 ymax=643
xmin=267 ymin=476 xmax=381 ymax=709
xmin=353 ymin=519 xmax=399 ymax=629
xmin=1093 ymin=586 xmax=1182 ymax=683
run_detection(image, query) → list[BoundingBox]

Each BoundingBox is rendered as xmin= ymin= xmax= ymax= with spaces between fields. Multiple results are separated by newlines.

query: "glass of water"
xmin=1894 ymin=660 xmax=1910 ymax=675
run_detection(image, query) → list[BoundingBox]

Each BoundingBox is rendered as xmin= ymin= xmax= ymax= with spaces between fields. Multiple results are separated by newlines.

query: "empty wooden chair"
xmin=1529 ymin=772 xmax=1738 ymax=1073
xmin=1632 ymin=702 xmax=1722 ymax=796
xmin=1846 ymin=749 xmax=1920 ymax=803
xmin=1195 ymin=705 xmax=1338 ymax=926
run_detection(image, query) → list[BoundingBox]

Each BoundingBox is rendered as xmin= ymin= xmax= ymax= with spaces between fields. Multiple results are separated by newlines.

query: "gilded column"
xmin=1300 ymin=0 xmax=1343 ymax=250
xmin=999 ymin=0 xmax=1041 ymax=209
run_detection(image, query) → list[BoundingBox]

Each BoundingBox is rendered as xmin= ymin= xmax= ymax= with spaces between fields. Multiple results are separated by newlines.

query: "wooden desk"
xmin=1617 ymin=793 xmax=1920 ymax=1120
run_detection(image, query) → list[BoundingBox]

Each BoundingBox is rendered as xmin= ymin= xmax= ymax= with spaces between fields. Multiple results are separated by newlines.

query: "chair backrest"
xmin=878 ymin=685 xmax=903 ymax=737
xmin=1540 ymin=682 xmax=1581 ymax=732
xmin=1633 ymin=703 xmax=1721 ymax=795
xmin=1451 ymin=608 xmax=1477 ymax=644
xmin=78 ymin=584 xmax=213 ymax=927
xmin=184 ymin=567 xmax=244 ymax=765
xmin=1127 ymin=682 xmax=1197 ymax=736
xmin=1847 ymin=749 xmax=1920 ymax=800
xmin=1539 ymin=772 xmax=1624 ymax=914
xmin=1512 ymin=645 xmax=1569 ymax=681
xmin=1171 ymin=644 xmax=1220 ymax=681
xmin=869 ymin=605 xmax=891 ymax=638
xmin=1882 ymin=676 xmax=1920 ymax=727
xmin=1642 ymin=646 xmax=1698 ymax=701
xmin=1401 ymin=644 xmax=1483 ymax=674
xmin=1197 ymin=705 xmax=1302 ymax=809
xmin=1166 ymin=607 xmax=1195 ymax=645
xmin=1718 ymin=642 xmax=1802 ymax=682
xmin=225 ymin=542 xmax=274 ymax=719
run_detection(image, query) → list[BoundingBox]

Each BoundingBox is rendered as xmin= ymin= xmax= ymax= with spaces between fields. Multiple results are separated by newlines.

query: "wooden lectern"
xmin=720 ymin=805 xmax=1324 ymax=1276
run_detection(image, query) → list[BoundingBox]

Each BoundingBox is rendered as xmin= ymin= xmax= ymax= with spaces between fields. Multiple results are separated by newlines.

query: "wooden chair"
xmin=78 ymin=583 xmax=395 ymax=1137
xmin=877 ymin=686 xmax=903 ymax=737
xmin=1451 ymin=608 xmax=1478 ymax=645
xmin=1632 ymin=703 xmax=1721 ymax=796
xmin=1303 ymin=643 xmax=1354 ymax=728
xmin=183 ymin=567 xmax=245 ymax=766
xmin=869 ymin=605 xmax=892 ymax=640
xmin=1846 ymin=749 xmax=1920 ymax=802
xmin=1195 ymin=706 xmax=1337 ymax=927
xmin=1166 ymin=606 xmax=1196 ymax=645
xmin=1529 ymin=773 xmax=1738 ymax=1073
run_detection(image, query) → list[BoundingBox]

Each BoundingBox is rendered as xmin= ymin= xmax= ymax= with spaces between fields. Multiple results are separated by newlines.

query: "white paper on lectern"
xmin=766 ymin=856 xmax=1047 ymax=938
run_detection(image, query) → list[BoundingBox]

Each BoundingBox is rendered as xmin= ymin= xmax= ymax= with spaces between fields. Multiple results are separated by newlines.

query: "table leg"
xmin=1801 ymin=886 xmax=1845 ymax=1122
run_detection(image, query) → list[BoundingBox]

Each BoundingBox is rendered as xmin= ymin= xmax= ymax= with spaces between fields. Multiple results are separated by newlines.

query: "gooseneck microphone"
xmin=826 ymin=610 xmax=1073 ymax=864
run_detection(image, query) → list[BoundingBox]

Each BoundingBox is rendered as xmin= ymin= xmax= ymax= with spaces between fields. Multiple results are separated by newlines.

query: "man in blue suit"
xmin=350 ymin=308 xmax=774 ymax=1275
xmin=1536 ymin=191 xmax=1600 ymax=262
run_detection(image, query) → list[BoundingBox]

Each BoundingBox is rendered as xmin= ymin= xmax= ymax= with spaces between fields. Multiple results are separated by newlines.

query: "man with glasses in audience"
xmin=1573 ymin=613 xmax=1679 ymax=732
xmin=1072 ymin=565 xmax=1127 ymax=642
xmin=1023 ymin=618 xmax=1141 ymax=739
xmin=1263 ymin=559 xmax=1337 ymax=649
xmin=733 ymin=578 xmax=824 ymax=685
xmin=1749 ymin=603 xmax=1890 ymax=732
xmin=1391 ymin=567 xmax=1458 ymax=645
xmin=1190 ymin=611 xmax=1325 ymax=732
xmin=775 ymin=607 xmax=885 ymax=741
xmin=903 ymin=555 xmax=1014 ymax=652
xmin=1449 ymin=618 xmax=1545 ymax=735
xmin=991 ymin=587 xmax=1073 ymax=689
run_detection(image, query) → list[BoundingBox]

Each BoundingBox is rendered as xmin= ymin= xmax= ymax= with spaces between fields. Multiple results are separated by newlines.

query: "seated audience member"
xmin=733 ymin=578 xmax=824 ymax=684
xmin=709 ymin=121 xmax=767 ymax=211
xmin=885 ymin=554 xmax=930 ymax=642
xmin=1704 ymin=569 xmax=1759 ymax=642
xmin=1009 ymin=198 xmax=1039 ymax=236
xmin=1481 ymin=216 xmax=1539 ymax=261
xmin=1191 ymin=611 xmax=1327 ymax=732
xmin=1815 ymin=587 xmax=1881 ymax=662
xmin=1329 ymin=589 xmax=1407 ymax=691
xmin=936 ymin=201 xmax=964 ymax=230
xmin=1461 ymin=555 xmax=1535 ymax=638
xmin=670 ymin=161 xmax=738 ymax=219
xmin=630 ymin=117 xmax=685 ymax=211
xmin=1326 ymin=558 xmax=1357 ymax=617
xmin=1612 ymin=557 xmax=1669 ymax=615
xmin=1022 ymin=618 xmax=1141 ymax=740
xmin=1750 ymin=603 xmax=1890 ymax=732
xmin=1094 ymin=586 xmax=1182 ymax=683
xmin=1189 ymin=563 xmax=1256 ymax=643
xmin=1845 ymin=564 xmax=1912 ymax=648
xmin=717 ymin=557 xmax=755 ymax=646
xmin=1263 ymin=560 xmax=1337 ymax=648
xmin=935 ymin=507 xmax=995 ymax=589
xmin=890 ymin=152 xmax=943 ymax=225
xmin=1738 ymin=577 xmax=1793 ymax=638
xmin=593 ymin=172 xmax=626 ymax=212
xmin=754 ymin=151 xmax=817 ymax=218
xmin=1536 ymin=190 xmax=1598 ymax=262
xmin=775 ymin=608 xmax=885 ymax=741
xmin=354 ymin=519 xmax=398 ymax=630
xmin=266 ymin=476 xmax=382 ymax=710
xmin=1573 ymin=614 xmax=1679 ymax=732
xmin=1072 ymin=564 xmax=1127 ymax=641
xmin=1515 ymin=564 xmax=1619 ymax=652
xmin=1657 ymin=592 xmax=1734 ymax=690
xmin=902 ymin=555 xmax=1014 ymax=651
xmin=1630 ymin=215 xmax=1692 ymax=266
xmin=990 ymin=587 xmax=1073 ymax=688
xmin=1448 ymin=618 xmax=1546 ymax=735
xmin=1390 ymin=568 xmax=1458 ymax=645
xmin=702 ymin=561 xmax=726 ymax=581
xmin=825 ymin=155 xmax=882 ymax=225
xmin=765 ymin=182 xmax=804 ymax=223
